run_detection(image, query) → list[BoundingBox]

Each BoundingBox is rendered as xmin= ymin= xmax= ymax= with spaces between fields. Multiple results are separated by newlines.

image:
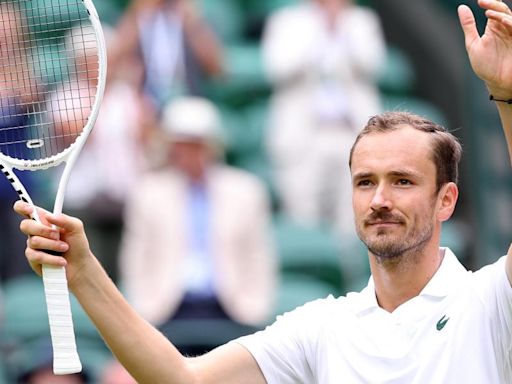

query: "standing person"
xmin=118 ymin=96 xmax=277 ymax=350
xmin=115 ymin=0 xmax=223 ymax=113
xmin=12 ymin=1 xmax=512 ymax=382
xmin=59 ymin=26 xmax=154 ymax=282
xmin=262 ymin=0 xmax=386 ymax=236
xmin=0 ymin=2 xmax=43 ymax=282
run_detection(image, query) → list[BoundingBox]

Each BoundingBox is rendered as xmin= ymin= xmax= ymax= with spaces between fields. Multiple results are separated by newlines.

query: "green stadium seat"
xmin=208 ymin=42 xmax=271 ymax=106
xmin=220 ymin=100 xmax=267 ymax=157
xmin=440 ymin=220 xmax=469 ymax=263
xmin=198 ymin=0 xmax=246 ymax=43
xmin=24 ymin=0 xmax=87 ymax=35
xmin=273 ymin=215 xmax=344 ymax=293
xmin=337 ymin=235 xmax=371 ymax=294
xmin=94 ymin=2 xmax=125 ymax=26
xmin=232 ymin=151 xmax=279 ymax=208
xmin=275 ymin=273 xmax=335 ymax=317
xmin=243 ymin=0 xmax=299 ymax=20
xmin=219 ymin=100 xmax=279 ymax=206
xmin=0 ymin=360 xmax=6 ymax=384
xmin=1 ymin=276 xmax=111 ymax=382
xmin=378 ymin=46 xmax=416 ymax=96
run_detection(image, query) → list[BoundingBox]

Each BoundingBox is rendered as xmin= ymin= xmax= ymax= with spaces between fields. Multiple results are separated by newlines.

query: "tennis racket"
xmin=0 ymin=0 xmax=106 ymax=375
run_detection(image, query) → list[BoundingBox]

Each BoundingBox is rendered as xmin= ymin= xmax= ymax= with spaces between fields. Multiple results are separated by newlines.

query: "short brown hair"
xmin=349 ymin=111 xmax=462 ymax=192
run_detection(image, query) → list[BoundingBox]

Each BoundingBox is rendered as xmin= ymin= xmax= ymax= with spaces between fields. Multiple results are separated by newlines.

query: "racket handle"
xmin=42 ymin=264 xmax=82 ymax=375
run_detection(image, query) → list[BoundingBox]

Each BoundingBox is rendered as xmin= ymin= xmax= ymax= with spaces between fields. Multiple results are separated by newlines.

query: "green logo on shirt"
xmin=436 ymin=315 xmax=450 ymax=331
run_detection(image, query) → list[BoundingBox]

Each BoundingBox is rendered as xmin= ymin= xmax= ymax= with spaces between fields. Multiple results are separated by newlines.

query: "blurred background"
xmin=0 ymin=0 xmax=511 ymax=382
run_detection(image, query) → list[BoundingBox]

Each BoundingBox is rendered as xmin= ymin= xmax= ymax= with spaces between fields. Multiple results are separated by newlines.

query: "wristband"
xmin=489 ymin=94 xmax=512 ymax=104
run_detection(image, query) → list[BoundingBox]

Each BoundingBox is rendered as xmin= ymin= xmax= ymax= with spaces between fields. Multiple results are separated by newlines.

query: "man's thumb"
xmin=458 ymin=5 xmax=479 ymax=50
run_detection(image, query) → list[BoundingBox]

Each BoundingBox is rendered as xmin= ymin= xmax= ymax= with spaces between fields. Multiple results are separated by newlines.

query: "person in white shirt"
xmin=12 ymin=1 xmax=512 ymax=383
xmin=262 ymin=0 xmax=386 ymax=236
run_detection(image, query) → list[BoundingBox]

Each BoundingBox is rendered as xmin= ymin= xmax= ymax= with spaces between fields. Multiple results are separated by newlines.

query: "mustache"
xmin=363 ymin=210 xmax=405 ymax=225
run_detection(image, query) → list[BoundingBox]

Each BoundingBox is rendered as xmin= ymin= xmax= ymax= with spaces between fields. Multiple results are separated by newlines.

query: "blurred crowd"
xmin=1 ymin=0 xmax=505 ymax=382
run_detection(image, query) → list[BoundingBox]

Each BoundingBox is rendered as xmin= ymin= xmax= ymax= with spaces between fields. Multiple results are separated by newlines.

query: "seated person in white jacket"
xmin=118 ymin=97 xmax=277 ymax=353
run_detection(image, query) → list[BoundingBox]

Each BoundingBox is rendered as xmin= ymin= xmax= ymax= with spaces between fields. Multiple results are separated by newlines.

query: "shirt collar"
xmin=350 ymin=247 xmax=467 ymax=314
xmin=419 ymin=247 xmax=467 ymax=298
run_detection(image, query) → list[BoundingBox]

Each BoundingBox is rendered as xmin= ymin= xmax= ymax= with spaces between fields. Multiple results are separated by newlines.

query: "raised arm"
xmin=13 ymin=201 xmax=266 ymax=384
xmin=458 ymin=0 xmax=512 ymax=281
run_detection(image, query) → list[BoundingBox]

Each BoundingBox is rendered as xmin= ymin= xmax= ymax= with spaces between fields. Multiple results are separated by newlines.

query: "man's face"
xmin=170 ymin=140 xmax=213 ymax=181
xmin=351 ymin=126 xmax=440 ymax=262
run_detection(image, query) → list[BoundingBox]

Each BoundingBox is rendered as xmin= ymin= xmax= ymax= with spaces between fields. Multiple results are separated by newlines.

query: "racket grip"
xmin=42 ymin=264 xmax=82 ymax=375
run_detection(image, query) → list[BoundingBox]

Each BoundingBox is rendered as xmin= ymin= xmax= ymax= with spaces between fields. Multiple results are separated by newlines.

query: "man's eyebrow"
xmin=352 ymin=172 xmax=373 ymax=180
xmin=388 ymin=169 xmax=422 ymax=178
xmin=352 ymin=169 xmax=421 ymax=180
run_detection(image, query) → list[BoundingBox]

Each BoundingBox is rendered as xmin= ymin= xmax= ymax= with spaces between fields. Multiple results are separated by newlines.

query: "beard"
xmin=356 ymin=209 xmax=434 ymax=267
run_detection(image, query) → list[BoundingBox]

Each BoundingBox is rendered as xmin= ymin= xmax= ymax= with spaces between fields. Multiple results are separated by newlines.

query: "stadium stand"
xmin=1 ymin=276 xmax=111 ymax=382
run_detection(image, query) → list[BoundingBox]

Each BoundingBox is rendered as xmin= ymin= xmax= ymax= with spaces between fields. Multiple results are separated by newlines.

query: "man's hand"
xmin=14 ymin=201 xmax=93 ymax=288
xmin=460 ymin=1 xmax=512 ymax=283
xmin=459 ymin=0 xmax=512 ymax=97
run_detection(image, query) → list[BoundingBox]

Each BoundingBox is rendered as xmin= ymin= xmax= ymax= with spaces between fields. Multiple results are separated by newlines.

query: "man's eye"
xmin=397 ymin=179 xmax=412 ymax=185
xmin=357 ymin=180 xmax=372 ymax=187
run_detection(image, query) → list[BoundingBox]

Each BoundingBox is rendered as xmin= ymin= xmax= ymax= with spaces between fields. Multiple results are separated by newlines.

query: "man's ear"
xmin=437 ymin=182 xmax=459 ymax=222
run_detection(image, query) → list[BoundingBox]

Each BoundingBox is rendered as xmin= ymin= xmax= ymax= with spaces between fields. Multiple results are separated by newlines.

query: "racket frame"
xmin=0 ymin=0 xmax=107 ymax=375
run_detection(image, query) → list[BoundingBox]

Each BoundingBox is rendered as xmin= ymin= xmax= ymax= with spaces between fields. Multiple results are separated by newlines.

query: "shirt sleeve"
xmin=473 ymin=256 xmax=512 ymax=374
xmin=231 ymin=299 xmax=331 ymax=384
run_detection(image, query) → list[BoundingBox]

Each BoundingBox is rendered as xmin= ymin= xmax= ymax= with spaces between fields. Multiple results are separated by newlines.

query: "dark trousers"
xmin=157 ymin=295 xmax=259 ymax=356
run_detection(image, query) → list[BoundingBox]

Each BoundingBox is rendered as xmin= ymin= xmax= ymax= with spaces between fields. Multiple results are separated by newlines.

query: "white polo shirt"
xmin=235 ymin=248 xmax=512 ymax=383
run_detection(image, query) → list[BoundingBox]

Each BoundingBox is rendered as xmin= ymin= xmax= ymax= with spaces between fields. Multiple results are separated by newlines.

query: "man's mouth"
xmin=366 ymin=220 xmax=402 ymax=225
xmin=366 ymin=221 xmax=402 ymax=225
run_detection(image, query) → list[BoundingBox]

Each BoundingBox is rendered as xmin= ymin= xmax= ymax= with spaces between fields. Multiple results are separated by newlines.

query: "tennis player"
xmin=13 ymin=1 xmax=512 ymax=382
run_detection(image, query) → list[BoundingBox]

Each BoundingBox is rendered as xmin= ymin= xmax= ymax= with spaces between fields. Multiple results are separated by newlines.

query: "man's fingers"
xmin=27 ymin=235 xmax=69 ymax=254
xmin=479 ymin=0 xmax=511 ymax=14
xmin=26 ymin=248 xmax=67 ymax=268
xmin=458 ymin=5 xmax=480 ymax=50
xmin=19 ymin=218 xmax=59 ymax=239
xmin=15 ymin=200 xmax=83 ymax=235
xmin=13 ymin=200 xmax=35 ymax=218
xmin=486 ymin=9 xmax=512 ymax=30
xmin=13 ymin=200 xmax=49 ymax=223
xmin=45 ymin=212 xmax=85 ymax=234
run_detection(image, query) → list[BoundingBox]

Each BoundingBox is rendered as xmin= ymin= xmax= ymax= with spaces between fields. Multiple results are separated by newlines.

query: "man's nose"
xmin=370 ymin=184 xmax=393 ymax=211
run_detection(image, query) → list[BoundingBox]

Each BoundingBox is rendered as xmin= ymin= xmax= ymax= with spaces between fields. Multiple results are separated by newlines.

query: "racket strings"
xmin=0 ymin=89 xmax=93 ymax=123
xmin=0 ymin=0 xmax=100 ymax=161
xmin=1 ymin=37 xmax=90 ymax=67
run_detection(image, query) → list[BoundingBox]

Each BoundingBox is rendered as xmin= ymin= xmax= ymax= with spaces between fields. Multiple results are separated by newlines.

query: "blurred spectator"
xmin=119 ymin=97 xmax=277 ymax=353
xmin=47 ymin=25 xmax=99 ymax=149
xmin=116 ymin=0 xmax=224 ymax=112
xmin=262 ymin=0 xmax=386 ymax=237
xmin=0 ymin=2 xmax=40 ymax=283
xmin=59 ymin=26 xmax=154 ymax=281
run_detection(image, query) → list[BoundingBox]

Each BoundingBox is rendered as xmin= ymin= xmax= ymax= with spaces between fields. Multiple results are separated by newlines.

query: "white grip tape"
xmin=42 ymin=264 xmax=82 ymax=375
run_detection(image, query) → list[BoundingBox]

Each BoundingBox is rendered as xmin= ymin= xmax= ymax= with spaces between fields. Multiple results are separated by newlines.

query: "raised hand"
xmin=14 ymin=201 xmax=92 ymax=287
xmin=458 ymin=0 xmax=512 ymax=97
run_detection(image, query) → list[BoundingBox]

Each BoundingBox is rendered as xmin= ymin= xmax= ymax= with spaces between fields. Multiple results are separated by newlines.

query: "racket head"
xmin=0 ymin=0 xmax=107 ymax=171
